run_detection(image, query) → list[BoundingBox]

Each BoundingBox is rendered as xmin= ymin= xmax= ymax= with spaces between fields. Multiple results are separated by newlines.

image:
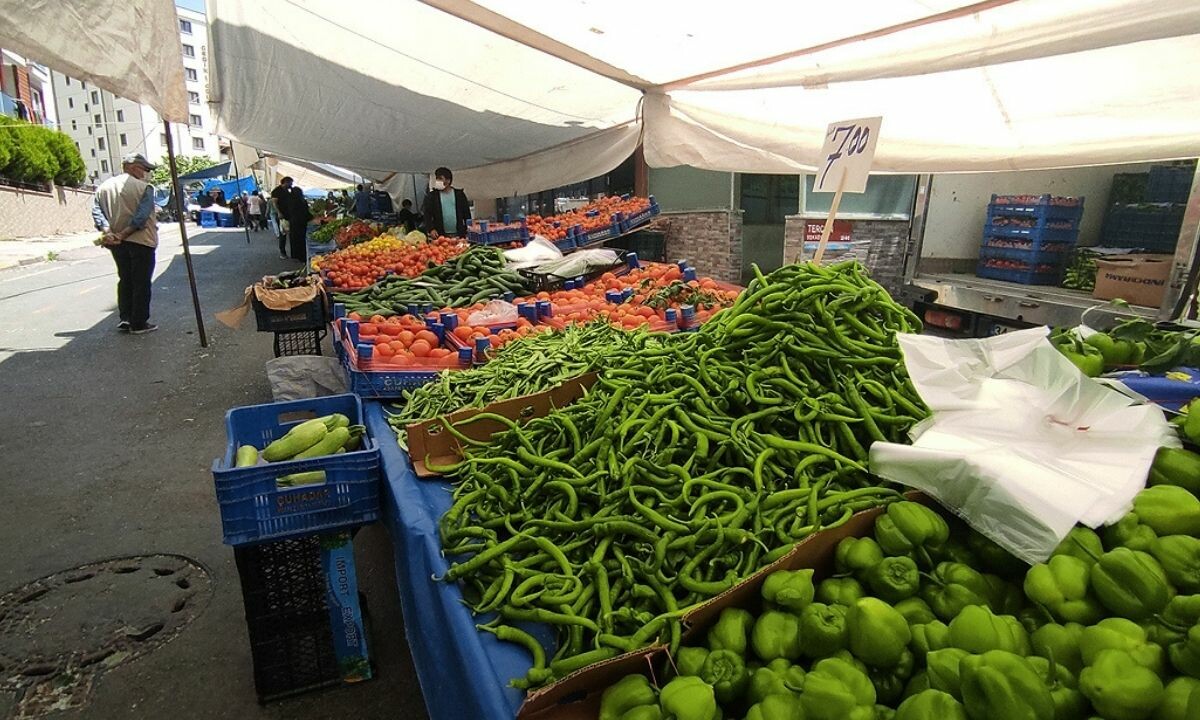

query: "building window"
xmin=74 ymin=141 xmax=79 ymax=151
xmin=119 ymin=133 xmax=127 ymax=147
xmin=185 ymin=68 xmax=198 ymax=81
xmin=189 ymin=113 xmax=202 ymax=127
xmin=71 ymin=120 xmax=77 ymax=130
xmin=90 ymin=90 xmax=99 ymax=105
xmin=64 ymin=77 xmax=70 ymax=86
xmin=188 ymin=91 xmax=200 ymax=104
xmin=83 ymin=103 xmax=88 ymax=111
xmin=87 ymin=126 xmax=92 ymax=135
xmin=116 ymin=109 xmax=124 ymax=122
xmin=161 ymin=133 xmax=168 ymax=146
xmin=100 ymin=160 xmax=109 ymax=173
xmin=67 ymin=97 xmax=73 ymax=109
xmin=182 ymin=44 xmax=194 ymax=58
xmin=740 ymin=174 xmax=800 ymax=225
xmin=97 ymin=137 xmax=106 ymax=150
xmin=90 ymin=148 xmax=95 ymax=157
xmin=93 ymin=114 xmax=101 ymax=126
xmin=192 ymin=137 xmax=205 ymax=151
xmin=179 ymin=18 xmax=192 ymax=34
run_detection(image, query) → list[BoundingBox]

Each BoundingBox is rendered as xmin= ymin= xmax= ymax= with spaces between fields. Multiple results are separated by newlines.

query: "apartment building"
xmin=0 ymin=50 xmax=54 ymax=126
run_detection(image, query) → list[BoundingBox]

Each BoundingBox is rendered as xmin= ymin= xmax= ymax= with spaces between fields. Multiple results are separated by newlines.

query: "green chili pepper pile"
xmin=331 ymin=246 xmax=530 ymax=315
xmin=386 ymin=321 xmax=668 ymax=448
xmin=435 ymin=261 xmax=931 ymax=688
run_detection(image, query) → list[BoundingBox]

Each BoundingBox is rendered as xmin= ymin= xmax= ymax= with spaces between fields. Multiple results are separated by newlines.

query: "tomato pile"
xmin=314 ymin=236 xmax=469 ymax=290
xmin=345 ymin=313 xmax=464 ymax=369
xmin=525 ymin=195 xmax=653 ymax=242
xmin=334 ymin=220 xmax=379 ymax=248
xmin=446 ymin=318 xmax=549 ymax=353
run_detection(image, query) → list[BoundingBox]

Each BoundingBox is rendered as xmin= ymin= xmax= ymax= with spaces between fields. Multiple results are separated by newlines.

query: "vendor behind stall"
xmin=420 ymin=167 xmax=471 ymax=238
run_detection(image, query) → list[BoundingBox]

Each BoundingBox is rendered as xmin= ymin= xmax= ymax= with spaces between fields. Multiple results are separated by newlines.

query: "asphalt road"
xmin=0 ymin=225 xmax=428 ymax=719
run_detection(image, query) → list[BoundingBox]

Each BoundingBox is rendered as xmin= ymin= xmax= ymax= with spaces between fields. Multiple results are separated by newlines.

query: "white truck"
xmin=900 ymin=163 xmax=1199 ymax=334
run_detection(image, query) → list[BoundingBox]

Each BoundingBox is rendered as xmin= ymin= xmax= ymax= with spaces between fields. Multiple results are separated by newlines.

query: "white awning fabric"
xmin=200 ymin=0 xmax=1200 ymax=193
xmin=0 ymin=0 xmax=188 ymax=123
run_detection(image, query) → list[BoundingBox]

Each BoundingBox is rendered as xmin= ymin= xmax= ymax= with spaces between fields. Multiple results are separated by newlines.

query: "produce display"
xmin=235 ymin=412 xmax=366 ymax=486
xmin=1062 ymin=248 xmax=1100 ymax=291
xmin=526 ymin=195 xmax=653 ymax=242
xmin=331 ymin=246 xmax=530 ymax=313
xmin=600 ymin=460 xmax=1200 ymax=720
xmin=351 ymin=313 xmax=466 ymax=368
xmin=433 ymin=261 xmax=928 ymax=688
xmin=310 ymin=217 xmax=354 ymax=245
xmin=992 ymin=194 xmax=1082 ymax=207
xmin=981 ymin=257 xmax=1058 ymax=274
xmin=1052 ymin=318 xmax=1200 ymax=377
xmin=386 ymin=321 xmax=667 ymax=446
xmin=333 ymin=220 xmax=383 ymax=248
xmin=261 ymin=268 xmax=318 ymax=290
xmin=315 ymin=235 xmax=470 ymax=290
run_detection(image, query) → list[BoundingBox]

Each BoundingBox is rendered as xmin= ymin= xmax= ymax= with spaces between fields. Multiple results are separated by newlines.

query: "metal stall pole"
xmin=164 ymin=120 xmax=209 ymax=347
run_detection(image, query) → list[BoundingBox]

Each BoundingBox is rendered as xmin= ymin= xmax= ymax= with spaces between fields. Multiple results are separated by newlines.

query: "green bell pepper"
xmin=745 ymin=693 xmax=804 ymax=720
xmin=895 ymin=597 xmax=936 ymax=627
xmin=817 ymin=577 xmax=866 ymax=607
xmin=1027 ymin=656 xmax=1088 ymax=720
xmin=829 ymin=648 xmax=870 ymax=675
xmin=658 ymin=676 xmax=719 ymax=720
xmin=1156 ymin=677 xmax=1200 ymax=720
xmin=619 ymin=707 xmax=663 ymax=720
xmin=984 ymin=574 xmax=1027 ymax=616
xmin=700 ymin=649 xmax=748 ymax=705
xmin=866 ymin=556 xmax=921 ymax=603
xmin=1151 ymin=447 xmax=1200 ymax=496
xmin=799 ymin=602 xmax=848 ymax=660
xmin=1052 ymin=527 xmax=1105 ymax=567
xmin=676 ymin=646 xmax=709 ymax=677
xmin=895 ymin=689 xmax=967 ymax=720
xmin=600 ymin=674 xmax=659 ymax=720
xmin=763 ymin=569 xmax=815 ymax=612
xmin=926 ymin=648 xmax=969 ymax=700
xmin=1090 ymin=547 xmax=1171 ymax=620
xmin=936 ymin=538 xmax=979 ymax=568
xmin=1023 ymin=555 xmax=1104 ymax=624
xmin=1135 ymin=485 xmax=1200 ymax=537
xmin=1079 ymin=649 xmax=1165 ymax=720
xmin=947 ymin=604 xmax=1029 ymax=655
xmin=911 ymin=620 xmax=951 ymax=661
xmin=1086 ymin=331 xmax=1140 ymax=367
xmin=1079 ymin=618 xmax=1165 ymax=675
xmin=903 ymin=671 xmax=931 ymax=700
xmin=836 ymin=536 xmax=886 ymax=579
xmin=960 ymin=650 xmax=1055 ymax=720
xmin=746 ymin=658 xmax=806 ymax=705
xmin=1153 ymin=594 xmax=1200 ymax=649
xmin=1150 ymin=535 xmax=1200 ymax=594
xmin=1052 ymin=330 xmax=1104 ymax=377
xmin=874 ymin=501 xmax=949 ymax=566
xmin=752 ymin=610 xmax=803 ymax=662
xmin=1103 ymin=514 xmax=1158 ymax=553
xmin=1170 ymin=624 xmax=1200 ymax=678
xmin=1018 ymin=604 xmax=1050 ymax=635
xmin=1031 ymin=622 xmax=1085 ymax=675
xmin=1186 ymin=399 xmax=1200 ymax=445
xmin=967 ymin=530 xmax=1028 ymax=579
xmin=707 ymin=607 xmax=755 ymax=655
xmin=874 ymin=704 xmax=896 ymax=720
xmin=801 ymin=657 xmax=877 ymax=720
xmin=867 ymin=648 xmax=914 ymax=706
xmin=847 ymin=597 xmax=912 ymax=668
xmin=922 ymin=562 xmax=994 ymax=622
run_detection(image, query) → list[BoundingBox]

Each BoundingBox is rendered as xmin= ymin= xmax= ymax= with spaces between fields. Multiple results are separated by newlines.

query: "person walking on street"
xmin=353 ymin=183 xmax=372 ymax=219
xmin=288 ymin=185 xmax=312 ymax=261
xmin=270 ymin=176 xmax=294 ymax=259
xmin=245 ymin=191 xmax=264 ymax=231
xmin=420 ymin=167 xmax=471 ymax=238
xmin=92 ymin=153 xmax=160 ymax=335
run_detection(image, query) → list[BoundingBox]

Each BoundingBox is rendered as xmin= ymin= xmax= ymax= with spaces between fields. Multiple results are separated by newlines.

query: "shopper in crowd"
xmin=270 ymin=176 xmax=294 ymax=259
xmin=288 ymin=185 xmax=312 ymax=260
xmin=353 ymin=183 xmax=372 ymax=219
xmin=339 ymin=189 xmax=352 ymax=216
xmin=91 ymin=153 xmax=160 ymax=335
xmin=231 ymin=193 xmax=245 ymax=227
xmin=420 ymin=167 xmax=471 ymax=238
xmin=245 ymin=191 xmax=264 ymax=231
xmin=396 ymin=198 xmax=420 ymax=233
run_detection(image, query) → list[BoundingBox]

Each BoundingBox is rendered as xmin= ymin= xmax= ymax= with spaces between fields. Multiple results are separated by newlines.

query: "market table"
xmin=364 ymin=402 xmax=544 ymax=720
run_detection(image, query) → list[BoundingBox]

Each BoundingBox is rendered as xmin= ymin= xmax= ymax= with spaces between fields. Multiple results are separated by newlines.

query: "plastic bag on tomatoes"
xmin=467 ymin=300 xmax=518 ymax=326
xmin=403 ymin=230 xmax=427 ymax=245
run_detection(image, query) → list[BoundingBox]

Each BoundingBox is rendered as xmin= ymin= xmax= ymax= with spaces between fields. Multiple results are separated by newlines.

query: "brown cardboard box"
xmin=407 ymin=373 xmax=598 ymax=477
xmin=1093 ymin=254 xmax=1173 ymax=308
xmin=518 ymin=494 xmax=938 ymax=719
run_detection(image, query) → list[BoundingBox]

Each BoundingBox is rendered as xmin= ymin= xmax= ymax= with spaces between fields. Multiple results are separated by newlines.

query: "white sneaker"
xmin=130 ymin=324 xmax=159 ymax=335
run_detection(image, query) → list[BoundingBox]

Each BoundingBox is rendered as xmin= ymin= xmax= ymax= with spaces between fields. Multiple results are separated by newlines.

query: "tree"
xmin=44 ymin=129 xmax=85 ymax=186
xmin=149 ymin=155 xmax=217 ymax=187
xmin=2 ymin=122 xmax=58 ymax=184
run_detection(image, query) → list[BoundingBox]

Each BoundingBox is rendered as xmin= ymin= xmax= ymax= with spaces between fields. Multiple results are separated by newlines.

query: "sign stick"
xmin=812 ymin=169 xmax=847 ymax=264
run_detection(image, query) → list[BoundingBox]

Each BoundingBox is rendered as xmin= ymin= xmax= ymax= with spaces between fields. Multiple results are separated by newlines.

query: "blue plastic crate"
xmin=199 ymin=210 xmax=218 ymax=228
xmin=618 ymin=202 xmax=661 ymax=234
xmin=983 ymin=224 xmax=1079 ymax=243
xmin=343 ymin=363 xmax=439 ymax=398
xmin=978 ymin=245 xmax=1072 ymax=266
xmin=212 ymin=394 xmax=381 ymax=546
xmin=217 ymin=212 xmax=239 ymax=228
xmin=467 ymin=222 xmax=529 ymax=246
xmin=981 ymin=233 xmax=1076 ymax=253
xmin=554 ymin=236 xmax=577 ymax=252
xmin=976 ymin=262 xmax=1062 ymax=286
xmin=1147 ymin=166 xmax=1194 ymax=204
xmin=988 ymin=194 xmax=1084 ymax=221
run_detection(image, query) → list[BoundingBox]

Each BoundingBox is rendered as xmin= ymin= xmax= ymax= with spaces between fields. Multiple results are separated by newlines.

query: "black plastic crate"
xmin=253 ymin=297 xmax=327 ymax=332
xmin=1100 ymin=203 xmax=1186 ymax=253
xmin=234 ymin=535 xmax=329 ymax=618
xmin=608 ymin=229 xmax=666 ymax=262
xmin=1147 ymin=165 xmax=1195 ymax=204
xmin=273 ymin=329 xmax=326 ymax=358
xmin=246 ymin=609 xmax=341 ymax=703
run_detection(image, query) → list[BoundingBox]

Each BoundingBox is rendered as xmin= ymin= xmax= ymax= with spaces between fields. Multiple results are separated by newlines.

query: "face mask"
xmin=433 ymin=180 xmax=446 ymax=191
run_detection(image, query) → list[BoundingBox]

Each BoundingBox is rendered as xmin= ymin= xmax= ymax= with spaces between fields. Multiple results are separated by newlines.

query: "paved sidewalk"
xmin=0 ymin=230 xmax=100 ymax=270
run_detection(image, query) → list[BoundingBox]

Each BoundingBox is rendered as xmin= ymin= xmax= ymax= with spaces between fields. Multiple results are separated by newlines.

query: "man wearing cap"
xmin=92 ymin=153 xmax=160 ymax=334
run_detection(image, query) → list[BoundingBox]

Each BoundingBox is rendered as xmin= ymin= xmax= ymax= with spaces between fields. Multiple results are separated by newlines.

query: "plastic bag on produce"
xmin=534 ymin=248 xmax=620 ymax=278
xmin=502 ymin=236 xmax=561 ymax=270
xmin=869 ymin=326 xmax=1180 ymax=564
xmin=467 ymin=300 xmax=518 ymax=326
xmin=266 ymin=356 xmax=347 ymax=401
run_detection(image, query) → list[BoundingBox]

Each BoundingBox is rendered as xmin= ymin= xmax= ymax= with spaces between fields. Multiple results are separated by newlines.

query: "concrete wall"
xmin=658 ymin=209 xmax=743 ymax=284
xmin=0 ymin=184 xmax=94 ymax=239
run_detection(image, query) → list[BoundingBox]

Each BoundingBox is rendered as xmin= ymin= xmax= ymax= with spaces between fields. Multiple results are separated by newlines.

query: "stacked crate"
xmin=976 ymin=195 xmax=1084 ymax=286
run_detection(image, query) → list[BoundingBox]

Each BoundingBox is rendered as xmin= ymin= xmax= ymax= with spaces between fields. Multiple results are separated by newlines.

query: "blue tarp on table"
xmin=364 ymin=402 xmax=544 ymax=720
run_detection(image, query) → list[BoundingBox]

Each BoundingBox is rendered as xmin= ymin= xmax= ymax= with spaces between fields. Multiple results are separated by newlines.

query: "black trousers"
xmin=288 ymin=220 xmax=307 ymax=260
xmin=109 ymin=242 xmax=155 ymax=328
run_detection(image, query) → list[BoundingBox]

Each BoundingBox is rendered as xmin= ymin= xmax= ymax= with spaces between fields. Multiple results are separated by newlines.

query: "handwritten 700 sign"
xmin=814 ymin=116 xmax=882 ymax=194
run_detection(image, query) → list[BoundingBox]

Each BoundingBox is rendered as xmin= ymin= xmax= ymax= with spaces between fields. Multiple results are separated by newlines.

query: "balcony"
xmin=0 ymin=92 xmax=17 ymax=118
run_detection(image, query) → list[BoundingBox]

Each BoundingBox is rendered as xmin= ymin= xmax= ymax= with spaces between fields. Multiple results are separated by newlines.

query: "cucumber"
xmin=344 ymin=425 xmax=366 ymax=451
xmin=322 ymin=413 xmax=350 ymax=430
xmin=262 ymin=419 xmax=327 ymax=462
xmin=275 ymin=471 xmax=326 ymax=488
xmin=235 ymin=445 xmax=260 ymax=467
xmin=293 ymin=426 xmax=351 ymax=460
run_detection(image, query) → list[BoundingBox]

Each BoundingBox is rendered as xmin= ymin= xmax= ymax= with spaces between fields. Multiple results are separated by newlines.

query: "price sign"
xmin=813 ymin=116 xmax=882 ymax=194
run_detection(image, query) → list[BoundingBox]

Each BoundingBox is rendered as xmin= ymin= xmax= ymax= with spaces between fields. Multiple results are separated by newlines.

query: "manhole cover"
xmin=0 ymin=554 xmax=212 ymax=718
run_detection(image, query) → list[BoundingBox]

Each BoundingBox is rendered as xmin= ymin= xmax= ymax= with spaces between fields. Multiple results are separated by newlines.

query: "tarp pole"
xmin=226 ymin=138 xmax=253 ymax=245
xmin=164 ymin=120 xmax=209 ymax=348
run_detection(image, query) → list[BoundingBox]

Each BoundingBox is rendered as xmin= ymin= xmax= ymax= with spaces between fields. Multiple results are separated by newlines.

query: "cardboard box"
xmin=1093 ymin=254 xmax=1173 ymax=308
xmin=517 ymin=494 xmax=937 ymax=719
xmin=406 ymin=373 xmax=598 ymax=477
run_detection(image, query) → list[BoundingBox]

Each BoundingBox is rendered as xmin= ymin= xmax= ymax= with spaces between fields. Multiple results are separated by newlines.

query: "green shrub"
xmin=44 ymin=129 xmax=85 ymax=186
xmin=1 ymin=121 xmax=58 ymax=184
xmin=0 ymin=124 xmax=14 ymax=171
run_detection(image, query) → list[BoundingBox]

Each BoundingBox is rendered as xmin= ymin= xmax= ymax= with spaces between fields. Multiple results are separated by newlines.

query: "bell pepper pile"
xmin=601 ymin=452 xmax=1200 ymax=720
xmin=435 ymin=261 xmax=929 ymax=688
xmin=1053 ymin=318 xmax=1200 ymax=378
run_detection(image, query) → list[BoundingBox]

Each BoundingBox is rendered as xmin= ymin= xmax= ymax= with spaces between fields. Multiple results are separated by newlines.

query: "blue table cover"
xmin=365 ymin=402 xmax=547 ymax=720
xmin=1111 ymin=367 xmax=1200 ymax=412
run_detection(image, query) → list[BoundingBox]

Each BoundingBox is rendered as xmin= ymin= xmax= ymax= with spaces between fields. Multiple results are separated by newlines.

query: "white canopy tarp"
xmin=0 ymin=0 xmax=188 ymax=124
xmin=204 ymin=0 xmax=1200 ymax=195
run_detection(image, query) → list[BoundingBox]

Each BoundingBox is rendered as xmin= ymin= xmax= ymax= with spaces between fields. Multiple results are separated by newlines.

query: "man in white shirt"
xmin=245 ymin=191 xmax=264 ymax=231
xmin=92 ymin=153 xmax=159 ymax=334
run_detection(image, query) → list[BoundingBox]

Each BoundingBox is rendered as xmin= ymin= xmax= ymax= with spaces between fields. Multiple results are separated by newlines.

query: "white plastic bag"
xmin=266 ymin=356 xmax=347 ymax=401
xmin=467 ymin=300 xmax=518 ymax=326
xmin=503 ymin=236 xmax=562 ymax=270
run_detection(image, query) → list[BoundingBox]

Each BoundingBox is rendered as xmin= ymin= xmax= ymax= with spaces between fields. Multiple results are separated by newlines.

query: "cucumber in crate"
xmin=236 ymin=412 xmax=368 ymax=487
